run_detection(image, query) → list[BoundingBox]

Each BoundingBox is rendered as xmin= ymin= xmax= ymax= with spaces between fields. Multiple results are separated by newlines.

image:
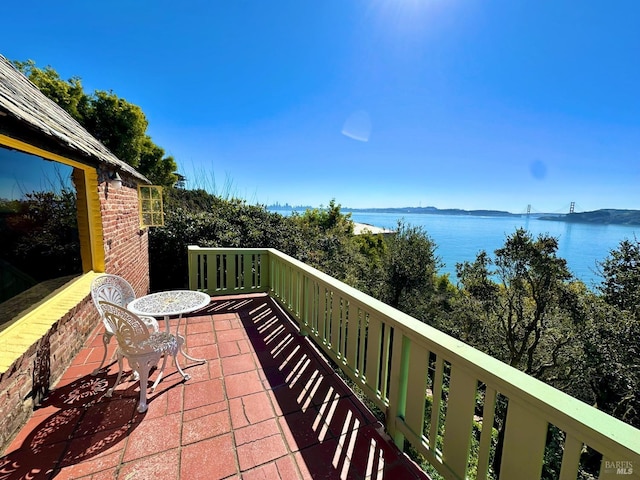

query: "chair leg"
xmin=135 ymin=364 xmax=151 ymax=413
xmin=106 ymin=352 xmax=124 ymax=397
xmin=151 ymin=354 xmax=169 ymax=391
xmin=91 ymin=331 xmax=113 ymax=376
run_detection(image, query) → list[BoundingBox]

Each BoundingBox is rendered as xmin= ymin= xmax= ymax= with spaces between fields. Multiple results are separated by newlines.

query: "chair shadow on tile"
xmin=0 ymin=366 xmax=184 ymax=480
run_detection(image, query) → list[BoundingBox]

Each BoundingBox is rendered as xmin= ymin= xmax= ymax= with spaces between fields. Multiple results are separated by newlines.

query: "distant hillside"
xmin=539 ymin=209 xmax=640 ymax=226
xmin=343 ymin=206 xmax=520 ymax=217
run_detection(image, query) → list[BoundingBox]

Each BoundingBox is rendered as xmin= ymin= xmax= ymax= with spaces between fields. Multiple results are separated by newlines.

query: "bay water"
xmin=270 ymin=209 xmax=639 ymax=289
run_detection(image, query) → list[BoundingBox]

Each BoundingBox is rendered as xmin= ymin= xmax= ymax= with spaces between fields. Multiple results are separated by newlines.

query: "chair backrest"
xmin=98 ymin=301 xmax=153 ymax=356
xmin=91 ymin=274 xmax=137 ymax=319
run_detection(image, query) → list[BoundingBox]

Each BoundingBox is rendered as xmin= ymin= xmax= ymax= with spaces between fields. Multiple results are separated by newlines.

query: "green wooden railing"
xmin=188 ymin=246 xmax=640 ymax=480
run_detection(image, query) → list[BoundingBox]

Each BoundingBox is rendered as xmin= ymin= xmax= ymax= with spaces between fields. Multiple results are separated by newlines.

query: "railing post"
xmin=268 ymin=254 xmax=276 ymax=298
xmin=442 ymin=365 xmax=476 ymax=478
xmin=260 ymin=251 xmax=270 ymax=291
xmin=298 ymin=272 xmax=311 ymax=337
xmin=499 ymin=400 xmax=548 ymax=480
xmin=387 ymin=330 xmax=409 ymax=449
xmin=188 ymin=245 xmax=199 ymax=290
xmin=228 ymin=251 xmax=237 ymax=291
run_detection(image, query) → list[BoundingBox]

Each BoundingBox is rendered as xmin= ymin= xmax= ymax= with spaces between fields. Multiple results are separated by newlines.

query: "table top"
xmin=128 ymin=290 xmax=211 ymax=317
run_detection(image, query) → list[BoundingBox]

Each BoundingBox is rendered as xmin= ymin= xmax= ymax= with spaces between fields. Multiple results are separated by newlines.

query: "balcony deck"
xmin=0 ymin=293 xmax=429 ymax=480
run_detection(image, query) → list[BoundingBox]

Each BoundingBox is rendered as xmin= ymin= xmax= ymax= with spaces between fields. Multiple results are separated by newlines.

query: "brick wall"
xmin=0 ymin=169 xmax=151 ymax=452
xmin=98 ymin=168 xmax=150 ymax=296
xmin=0 ymin=299 xmax=97 ymax=450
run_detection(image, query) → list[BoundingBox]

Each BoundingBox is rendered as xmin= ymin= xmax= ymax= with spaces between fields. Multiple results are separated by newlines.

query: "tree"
xmin=293 ymin=199 xmax=353 ymax=235
xmin=455 ymin=229 xmax=583 ymax=381
xmin=492 ymin=228 xmax=580 ymax=376
xmin=598 ymin=236 xmax=640 ymax=317
xmin=580 ymin=297 xmax=640 ymax=428
xmin=448 ymin=251 xmax=500 ymax=344
xmin=584 ymin=237 xmax=640 ymax=428
xmin=80 ymin=90 xmax=148 ymax=168
xmin=138 ymin=136 xmax=179 ymax=187
xmin=381 ymin=220 xmax=440 ymax=312
xmin=290 ymin=200 xmax=360 ymax=282
xmin=351 ymin=231 xmax=388 ymax=298
xmin=12 ymin=60 xmax=178 ymax=187
xmin=12 ymin=60 xmax=86 ymax=123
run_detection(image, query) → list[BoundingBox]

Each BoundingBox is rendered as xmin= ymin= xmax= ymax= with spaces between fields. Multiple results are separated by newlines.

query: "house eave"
xmin=0 ymin=55 xmax=150 ymax=184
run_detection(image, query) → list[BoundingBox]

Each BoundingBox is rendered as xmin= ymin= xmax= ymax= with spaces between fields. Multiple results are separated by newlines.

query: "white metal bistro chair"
xmin=98 ymin=301 xmax=189 ymax=413
xmin=90 ymin=274 xmax=159 ymax=376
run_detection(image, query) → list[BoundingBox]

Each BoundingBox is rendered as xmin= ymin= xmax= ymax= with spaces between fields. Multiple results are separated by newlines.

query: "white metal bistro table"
xmin=128 ymin=290 xmax=211 ymax=373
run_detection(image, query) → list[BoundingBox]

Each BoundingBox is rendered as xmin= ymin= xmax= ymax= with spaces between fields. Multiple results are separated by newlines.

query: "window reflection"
xmin=0 ymin=148 xmax=82 ymax=330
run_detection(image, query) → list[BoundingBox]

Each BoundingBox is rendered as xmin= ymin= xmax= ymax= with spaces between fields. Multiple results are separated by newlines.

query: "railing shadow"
xmin=205 ymin=294 xmax=428 ymax=480
xmin=0 ymin=366 xmax=183 ymax=480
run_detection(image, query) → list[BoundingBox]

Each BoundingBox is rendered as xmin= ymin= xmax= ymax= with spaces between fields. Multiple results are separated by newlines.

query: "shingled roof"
xmin=0 ymin=55 xmax=149 ymax=183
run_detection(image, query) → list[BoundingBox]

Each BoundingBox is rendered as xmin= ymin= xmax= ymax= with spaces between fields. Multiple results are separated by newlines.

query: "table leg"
xmin=176 ymin=314 xmax=207 ymax=364
xmin=154 ymin=315 xmax=192 ymax=384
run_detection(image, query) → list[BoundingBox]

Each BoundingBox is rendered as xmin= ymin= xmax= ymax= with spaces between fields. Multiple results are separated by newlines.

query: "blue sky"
xmin=2 ymin=0 xmax=638 ymax=212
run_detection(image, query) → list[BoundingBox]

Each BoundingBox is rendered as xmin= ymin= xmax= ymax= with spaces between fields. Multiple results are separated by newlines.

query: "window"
xmin=139 ymin=185 xmax=164 ymax=227
xmin=0 ymin=148 xmax=83 ymax=330
xmin=0 ymin=137 xmax=104 ymax=333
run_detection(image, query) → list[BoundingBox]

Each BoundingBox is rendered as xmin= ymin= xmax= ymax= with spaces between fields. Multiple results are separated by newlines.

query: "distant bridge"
xmin=523 ymin=202 xmax=583 ymax=215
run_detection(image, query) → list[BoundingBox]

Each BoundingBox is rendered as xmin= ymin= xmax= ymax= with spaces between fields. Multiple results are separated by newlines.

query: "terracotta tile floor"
xmin=0 ymin=293 xmax=430 ymax=480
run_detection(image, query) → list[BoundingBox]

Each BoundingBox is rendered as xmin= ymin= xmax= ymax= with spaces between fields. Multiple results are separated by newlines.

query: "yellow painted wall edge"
xmin=0 ymin=135 xmax=107 ymax=374
xmin=0 ymin=272 xmax=102 ymax=372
